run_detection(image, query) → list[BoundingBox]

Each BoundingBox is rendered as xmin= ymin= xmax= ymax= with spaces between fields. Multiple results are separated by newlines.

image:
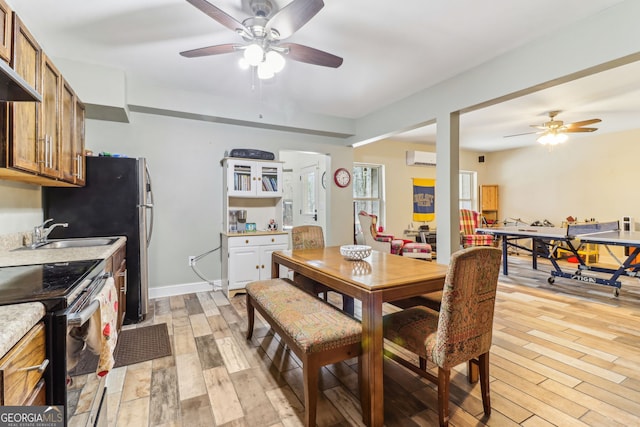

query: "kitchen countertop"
xmin=0 ymin=234 xmax=127 ymax=358
xmin=0 ymin=302 xmax=46 ymax=358
xmin=0 ymin=235 xmax=127 ymax=267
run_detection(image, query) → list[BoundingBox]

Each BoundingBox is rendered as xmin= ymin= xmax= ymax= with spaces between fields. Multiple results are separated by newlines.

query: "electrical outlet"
xmin=188 ymin=256 xmax=196 ymax=266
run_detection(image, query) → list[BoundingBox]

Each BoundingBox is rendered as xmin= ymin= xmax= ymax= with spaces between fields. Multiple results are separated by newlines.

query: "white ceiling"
xmin=395 ymin=59 xmax=640 ymax=152
xmin=9 ymin=0 xmax=640 ymax=152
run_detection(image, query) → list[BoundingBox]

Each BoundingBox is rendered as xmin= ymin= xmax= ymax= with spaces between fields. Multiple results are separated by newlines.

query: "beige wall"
xmin=0 ymin=181 xmax=42 ymax=234
xmin=483 ymin=128 xmax=640 ymax=228
xmin=354 ymin=140 xmax=485 ymax=238
xmin=482 ymin=128 xmax=640 ymax=262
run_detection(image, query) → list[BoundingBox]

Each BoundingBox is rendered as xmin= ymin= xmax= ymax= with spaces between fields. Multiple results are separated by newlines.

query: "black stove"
xmin=0 ymin=259 xmax=102 ymax=310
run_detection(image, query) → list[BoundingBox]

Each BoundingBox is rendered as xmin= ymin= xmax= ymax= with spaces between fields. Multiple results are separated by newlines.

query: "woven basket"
xmin=340 ymin=245 xmax=372 ymax=260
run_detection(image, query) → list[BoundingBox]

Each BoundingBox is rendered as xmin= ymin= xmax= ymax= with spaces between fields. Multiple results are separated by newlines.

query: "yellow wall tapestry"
xmin=412 ymin=178 xmax=435 ymax=222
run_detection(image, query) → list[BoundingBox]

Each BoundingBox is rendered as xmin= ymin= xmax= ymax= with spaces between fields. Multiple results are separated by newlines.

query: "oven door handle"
xmin=66 ymin=272 xmax=112 ymax=327
xmin=68 ymin=300 xmax=100 ymax=327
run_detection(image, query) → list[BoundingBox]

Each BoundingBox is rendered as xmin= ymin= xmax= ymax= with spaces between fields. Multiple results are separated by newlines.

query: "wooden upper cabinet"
xmin=0 ymin=11 xmax=84 ymax=186
xmin=9 ymin=14 xmax=41 ymax=174
xmin=73 ymin=98 xmax=86 ymax=185
xmin=59 ymin=79 xmax=75 ymax=182
xmin=40 ymin=54 xmax=61 ymax=179
xmin=0 ymin=0 xmax=11 ymax=63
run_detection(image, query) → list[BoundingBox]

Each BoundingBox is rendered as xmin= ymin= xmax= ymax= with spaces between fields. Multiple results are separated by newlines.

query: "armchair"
xmin=358 ymin=212 xmax=432 ymax=259
xmin=460 ymin=209 xmax=494 ymax=248
xmin=358 ymin=212 xmax=406 ymax=254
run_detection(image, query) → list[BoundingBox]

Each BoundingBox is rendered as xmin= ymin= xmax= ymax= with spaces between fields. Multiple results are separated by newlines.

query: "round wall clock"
xmin=333 ymin=168 xmax=351 ymax=188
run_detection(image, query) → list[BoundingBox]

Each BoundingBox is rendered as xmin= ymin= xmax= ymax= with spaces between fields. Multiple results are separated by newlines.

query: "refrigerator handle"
xmin=145 ymin=162 xmax=154 ymax=247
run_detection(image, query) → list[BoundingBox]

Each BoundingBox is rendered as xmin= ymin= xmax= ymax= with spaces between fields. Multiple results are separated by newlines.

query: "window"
xmin=352 ymin=165 xmax=474 ymax=237
xmin=459 ymin=170 xmax=477 ymax=210
xmin=353 ymin=163 xmax=384 ymax=227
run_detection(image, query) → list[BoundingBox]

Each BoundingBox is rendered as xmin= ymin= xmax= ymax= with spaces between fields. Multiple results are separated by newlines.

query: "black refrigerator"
xmin=43 ymin=156 xmax=154 ymax=323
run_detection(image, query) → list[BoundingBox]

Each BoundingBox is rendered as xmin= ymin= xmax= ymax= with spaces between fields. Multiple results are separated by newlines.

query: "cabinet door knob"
xmin=261 ymin=265 xmax=265 ymax=269
xmin=245 ymin=240 xmax=249 ymax=244
xmin=19 ymin=358 xmax=49 ymax=374
xmin=271 ymin=238 xmax=275 ymax=242
xmin=255 ymin=265 xmax=259 ymax=269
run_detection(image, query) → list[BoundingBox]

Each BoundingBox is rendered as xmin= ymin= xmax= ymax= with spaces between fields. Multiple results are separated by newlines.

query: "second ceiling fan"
xmin=505 ymin=111 xmax=602 ymax=145
xmin=180 ymin=0 xmax=343 ymax=79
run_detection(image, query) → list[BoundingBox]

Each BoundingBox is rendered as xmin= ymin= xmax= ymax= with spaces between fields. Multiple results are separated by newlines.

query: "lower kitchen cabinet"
xmin=0 ymin=322 xmax=47 ymax=406
xmin=221 ymin=232 xmax=288 ymax=298
xmin=106 ymin=242 xmax=127 ymax=331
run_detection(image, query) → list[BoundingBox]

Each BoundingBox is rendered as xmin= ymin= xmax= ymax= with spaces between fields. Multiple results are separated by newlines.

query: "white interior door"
xmin=279 ymin=151 xmax=328 ymax=232
xmin=300 ymin=164 xmax=319 ymax=225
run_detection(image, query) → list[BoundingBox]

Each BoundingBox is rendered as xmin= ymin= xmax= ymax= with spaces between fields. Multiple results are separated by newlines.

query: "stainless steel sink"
xmin=18 ymin=237 xmax=118 ymax=250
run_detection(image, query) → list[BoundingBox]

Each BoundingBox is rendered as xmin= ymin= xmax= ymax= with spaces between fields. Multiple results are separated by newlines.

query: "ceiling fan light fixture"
xmin=265 ymin=50 xmax=285 ymax=73
xmin=257 ymin=61 xmax=275 ymax=79
xmin=243 ymin=44 xmax=264 ymax=66
xmin=238 ymin=57 xmax=250 ymax=70
xmin=537 ymin=132 xmax=568 ymax=145
xmin=182 ymin=0 xmax=343 ymax=77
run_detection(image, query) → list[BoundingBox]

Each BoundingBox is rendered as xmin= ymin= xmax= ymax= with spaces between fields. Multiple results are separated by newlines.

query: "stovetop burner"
xmin=0 ymin=259 xmax=102 ymax=309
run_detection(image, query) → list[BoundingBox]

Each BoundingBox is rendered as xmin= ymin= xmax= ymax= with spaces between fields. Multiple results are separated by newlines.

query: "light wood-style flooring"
xmin=107 ymin=256 xmax=640 ymax=426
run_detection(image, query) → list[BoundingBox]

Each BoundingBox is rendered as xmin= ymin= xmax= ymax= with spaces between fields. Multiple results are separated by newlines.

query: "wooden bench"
xmin=246 ymin=278 xmax=363 ymax=427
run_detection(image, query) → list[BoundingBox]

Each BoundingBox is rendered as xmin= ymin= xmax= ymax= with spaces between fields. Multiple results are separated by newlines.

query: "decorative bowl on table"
xmin=340 ymin=245 xmax=372 ymax=260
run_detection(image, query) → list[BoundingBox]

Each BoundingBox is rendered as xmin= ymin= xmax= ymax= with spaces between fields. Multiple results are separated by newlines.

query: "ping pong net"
xmin=566 ymin=221 xmax=619 ymax=238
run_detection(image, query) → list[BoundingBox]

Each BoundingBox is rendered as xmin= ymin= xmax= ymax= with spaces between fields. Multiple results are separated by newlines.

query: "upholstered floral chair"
xmin=460 ymin=209 xmax=494 ymax=248
xmin=382 ymin=246 xmax=502 ymax=427
xmin=358 ymin=211 xmax=432 ymax=259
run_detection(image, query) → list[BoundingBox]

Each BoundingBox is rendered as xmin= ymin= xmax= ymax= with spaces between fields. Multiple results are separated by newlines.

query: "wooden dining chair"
xmin=291 ymin=225 xmax=355 ymax=315
xmin=383 ymin=246 xmax=502 ymax=426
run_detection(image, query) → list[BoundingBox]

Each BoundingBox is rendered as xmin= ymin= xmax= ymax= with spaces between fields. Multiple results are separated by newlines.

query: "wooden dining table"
xmin=271 ymin=246 xmax=448 ymax=427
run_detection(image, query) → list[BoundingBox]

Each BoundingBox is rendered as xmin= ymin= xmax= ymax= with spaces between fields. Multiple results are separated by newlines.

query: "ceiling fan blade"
xmin=565 ymin=118 xmax=601 ymax=128
xmin=186 ymin=0 xmax=249 ymax=34
xmin=265 ymin=0 xmax=324 ymax=40
xmin=281 ymin=43 xmax=343 ymax=68
xmin=503 ymin=130 xmax=543 ymax=138
xmin=180 ymin=43 xmax=239 ymax=58
xmin=563 ymin=127 xmax=599 ymax=133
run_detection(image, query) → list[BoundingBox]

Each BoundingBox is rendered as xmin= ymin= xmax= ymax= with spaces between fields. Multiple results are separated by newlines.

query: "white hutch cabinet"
xmin=225 ymin=158 xmax=283 ymax=197
xmin=221 ymin=158 xmax=288 ymax=297
xmin=222 ymin=233 xmax=288 ymax=297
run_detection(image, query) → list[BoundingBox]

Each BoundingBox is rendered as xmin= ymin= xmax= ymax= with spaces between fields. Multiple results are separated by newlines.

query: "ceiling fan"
xmin=180 ymin=0 xmax=343 ymax=79
xmin=505 ymin=111 xmax=601 ymax=145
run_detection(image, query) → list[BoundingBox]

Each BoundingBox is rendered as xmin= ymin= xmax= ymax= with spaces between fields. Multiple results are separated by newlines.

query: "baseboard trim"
xmin=149 ymin=279 xmax=223 ymax=299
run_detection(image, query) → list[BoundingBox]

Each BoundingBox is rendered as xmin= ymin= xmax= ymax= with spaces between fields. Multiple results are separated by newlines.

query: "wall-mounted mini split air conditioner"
xmin=406 ymin=150 xmax=436 ymax=166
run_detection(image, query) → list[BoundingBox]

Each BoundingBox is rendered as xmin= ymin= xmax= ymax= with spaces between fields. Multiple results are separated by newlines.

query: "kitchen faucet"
xmin=32 ymin=219 xmax=69 ymax=246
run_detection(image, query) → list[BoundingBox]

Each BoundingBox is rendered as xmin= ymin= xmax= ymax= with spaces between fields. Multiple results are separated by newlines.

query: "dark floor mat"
xmin=70 ymin=323 xmax=171 ymax=376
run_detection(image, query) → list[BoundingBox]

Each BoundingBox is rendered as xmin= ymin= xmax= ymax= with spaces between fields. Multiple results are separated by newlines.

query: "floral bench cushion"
xmin=246 ymin=279 xmax=361 ymax=354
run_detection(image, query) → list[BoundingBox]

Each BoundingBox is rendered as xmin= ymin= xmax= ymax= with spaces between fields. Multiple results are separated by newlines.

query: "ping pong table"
xmin=476 ymin=221 xmax=640 ymax=296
